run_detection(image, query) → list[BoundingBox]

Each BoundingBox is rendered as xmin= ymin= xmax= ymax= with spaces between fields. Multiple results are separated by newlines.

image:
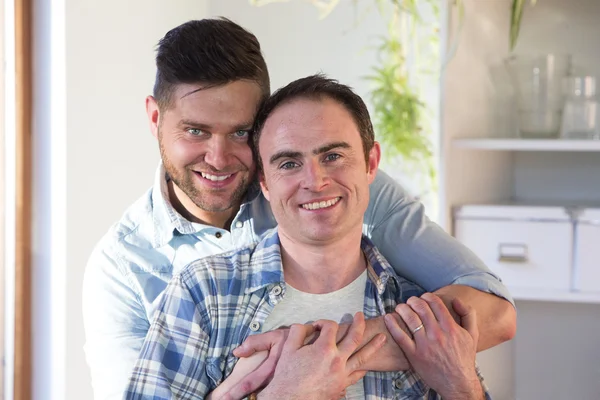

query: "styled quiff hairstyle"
xmin=153 ymin=18 xmax=270 ymax=110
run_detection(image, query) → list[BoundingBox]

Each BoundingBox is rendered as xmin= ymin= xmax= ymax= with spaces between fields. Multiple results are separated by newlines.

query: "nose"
xmin=204 ymin=136 xmax=232 ymax=171
xmin=302 ymin=160 xmax=329 ymax=192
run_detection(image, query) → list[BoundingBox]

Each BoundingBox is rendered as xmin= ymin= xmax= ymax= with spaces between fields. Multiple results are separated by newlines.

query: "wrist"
xmin=442 ymin=378 xmax=485 ymax=400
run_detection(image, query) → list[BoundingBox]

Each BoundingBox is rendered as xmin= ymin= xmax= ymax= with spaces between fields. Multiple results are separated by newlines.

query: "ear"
xmin=366 ymin=142 xmax=381 ymax=184
xmin=146 ymin=95 xmax=160 ymax=139
xmin=259 ymin=171 xmax=270 ymax=202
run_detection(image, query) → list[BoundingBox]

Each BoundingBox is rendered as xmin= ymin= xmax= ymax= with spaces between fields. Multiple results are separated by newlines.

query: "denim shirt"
xmin=124 ymin=231 xmax=491 ymax=400
xmin=83 ymin=162 xmax=512 ymax=399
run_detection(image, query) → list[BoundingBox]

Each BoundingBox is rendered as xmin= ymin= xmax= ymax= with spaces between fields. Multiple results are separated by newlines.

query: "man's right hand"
xmin=238 ymin=312 xmax=384 ymax=400
xmin=260 ymin=312 xmax=385 ymax=399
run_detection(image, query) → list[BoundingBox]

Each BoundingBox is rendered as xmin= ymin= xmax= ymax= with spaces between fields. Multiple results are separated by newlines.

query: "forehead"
xmin=167 ymin=80 xmax=263 ymax=122
xmin=260 ymin=97 xmax=361 ymax=149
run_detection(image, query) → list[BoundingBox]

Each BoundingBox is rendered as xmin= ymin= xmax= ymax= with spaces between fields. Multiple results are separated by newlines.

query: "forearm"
xmin=434 ymin=284 xmax=516 ymax=351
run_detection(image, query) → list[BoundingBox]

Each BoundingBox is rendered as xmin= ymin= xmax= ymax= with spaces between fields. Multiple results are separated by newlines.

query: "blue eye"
xmin=325 ymin=153 xmax=341 ymax=162
xmin=280 ymin=161 xmax=298 ymax=170
xmin=187 ymin=128 xmax=205 ymax=136
xmin=232 ymin=130 xmax=250 ymax=141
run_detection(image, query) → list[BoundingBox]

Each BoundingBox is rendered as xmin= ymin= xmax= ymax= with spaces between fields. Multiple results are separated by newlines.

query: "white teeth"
xmin=301 ymin=197 xmax=340 ymax=210
xmin=200 ymin=172 xmax=232 ymax=182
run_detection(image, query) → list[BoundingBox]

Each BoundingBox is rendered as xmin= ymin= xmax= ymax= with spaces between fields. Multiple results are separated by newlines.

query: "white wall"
xmin=211 ymin=1 xmax=386 ymax=105
xmin=33 ymin=1 xmax=209 ymax=399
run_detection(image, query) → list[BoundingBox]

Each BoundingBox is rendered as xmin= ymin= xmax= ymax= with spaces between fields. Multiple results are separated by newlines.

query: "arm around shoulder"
xmin=364 ymin=170 xmax=516 ymax=349
xmin=365 ymin=170 xmax=513 ymax=301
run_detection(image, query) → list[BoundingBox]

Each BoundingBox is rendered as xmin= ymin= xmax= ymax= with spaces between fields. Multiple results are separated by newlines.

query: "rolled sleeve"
xmin=364 ymin=170 xmax=515 ymax=307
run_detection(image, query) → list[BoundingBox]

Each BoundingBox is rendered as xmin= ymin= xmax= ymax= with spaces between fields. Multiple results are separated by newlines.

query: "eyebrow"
xmin=178 ymin=119 xmax=254 ymax=131
xmin=313 ymin=141 xmax=351 ymax=155
xmin=268 ymin=141 xmax=351 ymax=165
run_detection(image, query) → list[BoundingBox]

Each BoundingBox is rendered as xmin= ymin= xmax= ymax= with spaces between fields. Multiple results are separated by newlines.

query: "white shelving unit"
xmin=453 ymin=138 xmax=600 ymax=152
xmin=441 ymin=1 xmax=600 ymax=399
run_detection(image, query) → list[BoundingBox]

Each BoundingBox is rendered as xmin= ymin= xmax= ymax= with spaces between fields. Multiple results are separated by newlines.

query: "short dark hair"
xmin=252 ymin=74 xmax=375 ymax=170
xmin=153 ymin=18 xmax=270 ymax=110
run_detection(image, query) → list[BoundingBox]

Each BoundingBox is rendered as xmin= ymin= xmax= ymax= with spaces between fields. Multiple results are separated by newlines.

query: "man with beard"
xmin=83 ymin=18 xmax=515 ymax=400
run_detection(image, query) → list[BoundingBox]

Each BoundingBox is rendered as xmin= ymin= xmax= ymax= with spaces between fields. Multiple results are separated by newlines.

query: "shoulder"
xmin=86 ymin=188 xmax=155 ymax=275
xmin=176 ymin=243 xmax=258 ymax=295
xmin=362 ymin=237 xmax=425 ymax=298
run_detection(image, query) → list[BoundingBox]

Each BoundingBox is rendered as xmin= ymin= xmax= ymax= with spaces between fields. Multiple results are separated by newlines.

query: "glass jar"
xmin=505 ymin=54 xmax=572 ymax=138
xmin=560 ymin=76 xmax=600 ymax=140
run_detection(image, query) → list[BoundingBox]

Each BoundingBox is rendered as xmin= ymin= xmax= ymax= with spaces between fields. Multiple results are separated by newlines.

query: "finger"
xmin=312 ymin=320 xmax=340 ymax=348
xmin=383 ymin=313 xmax=416 ymax=355
xmin=346 ymin=332 xmax=386 ymax=372
xmin=394 ymin=303 xmax=425 ymax=338
xmin=407 ymin=295 xmax=439 ymax=334
xmin=284 ymin=324 xmax=315 ymax=352
xmin=233 ymin=329 xmax=286 ymax=357
xmin=337 ymin=312 xmax=366 ymax=356
xmin=421 ymin=292 xmax=457 ymax=331
xmin=222 ymin=354 xmax=274 ymax=399
xmin=452 ymin=298 xmax=479 ymax=343
xmin=346 ymin=369 xmax=368 ymax=389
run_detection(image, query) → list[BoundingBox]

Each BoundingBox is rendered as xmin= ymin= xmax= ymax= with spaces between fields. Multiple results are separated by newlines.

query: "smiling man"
xmin=125 ymin=75 xmax=491 ymax=399
xmin=83 ymin=18 xmax=515 ymax=400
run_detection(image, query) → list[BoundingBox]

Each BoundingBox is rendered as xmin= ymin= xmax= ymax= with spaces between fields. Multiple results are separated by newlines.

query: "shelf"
xmin=509 ymin=287 xmax=600 ymax=304
xmin=453 ymin=138 xmax=600 ymax=152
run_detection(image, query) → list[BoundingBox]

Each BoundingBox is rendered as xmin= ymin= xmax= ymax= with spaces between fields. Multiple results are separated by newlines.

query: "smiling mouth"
xmin=300 ymin=197 xmax=342 ymax=210
xmin=199 ymin=172 xmax=234 ymax=182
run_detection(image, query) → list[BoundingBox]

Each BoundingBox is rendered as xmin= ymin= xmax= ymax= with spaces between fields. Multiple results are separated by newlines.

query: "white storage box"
xmin=454 ymin=205 xmax=573 ymax=291
xmin=574 ymin=208 xmax=600 ymax=292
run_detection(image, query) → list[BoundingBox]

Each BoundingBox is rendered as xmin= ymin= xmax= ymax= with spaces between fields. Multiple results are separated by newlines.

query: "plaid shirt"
xmin=125 ymin=228 xmax=491 ymax=400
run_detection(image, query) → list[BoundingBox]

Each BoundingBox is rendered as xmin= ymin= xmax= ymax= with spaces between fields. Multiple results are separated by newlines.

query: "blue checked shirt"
xmin=84 ymin=162 xmax=509 ymax=399
xmin=124 ymin=229 xmax=491 ymax=399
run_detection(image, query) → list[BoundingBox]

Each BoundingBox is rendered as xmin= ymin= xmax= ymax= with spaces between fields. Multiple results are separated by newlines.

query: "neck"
xmin=168 ymin=180 xmax=238 ymax=229
xmin=279 ymin=228 xmax=366 ymax=294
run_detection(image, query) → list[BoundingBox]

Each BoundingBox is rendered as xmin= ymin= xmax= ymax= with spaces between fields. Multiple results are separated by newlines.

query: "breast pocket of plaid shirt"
xmin=205 ymin=353 xmax=245 ymax=389
xmin=392 ymin=370 xmax=432 ymax=399
xmin=205 ymin=356 xmax=225 ymax=389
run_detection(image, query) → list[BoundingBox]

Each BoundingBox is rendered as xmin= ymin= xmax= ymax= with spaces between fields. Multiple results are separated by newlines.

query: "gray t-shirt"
xmin=262 ymin=270 xmax=368 ymax=399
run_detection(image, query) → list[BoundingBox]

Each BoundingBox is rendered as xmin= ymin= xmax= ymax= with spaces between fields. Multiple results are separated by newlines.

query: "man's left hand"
xmin=384 ymin=293 xmax=485 ymax=400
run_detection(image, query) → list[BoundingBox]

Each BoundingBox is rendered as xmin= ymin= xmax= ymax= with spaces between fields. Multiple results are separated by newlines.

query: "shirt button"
xmin=271 ymin=285 xmax=282 ymax=296
xmin=215 ymin=232 xmax=222 ymax=239
xmin=249 ymin=321 xmax=261 ymax=331
xmin=235 ymin=221 xmax=243 ymax=228
xmin=393 ymin=377 xmax=404 ymax=389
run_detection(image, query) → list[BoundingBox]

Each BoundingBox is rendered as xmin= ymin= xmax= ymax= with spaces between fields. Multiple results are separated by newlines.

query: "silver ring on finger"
xmin=411 ymin=323 xmax=424 ymax=335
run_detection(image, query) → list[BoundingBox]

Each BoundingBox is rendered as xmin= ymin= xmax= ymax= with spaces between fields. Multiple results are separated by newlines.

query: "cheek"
xmin=236 ymin=145 xmax=255 ymax=168
xmin=265 ymin=174 xmax=296 ymax=205
xmin=165 ymin=138 xmax=204 ymax=165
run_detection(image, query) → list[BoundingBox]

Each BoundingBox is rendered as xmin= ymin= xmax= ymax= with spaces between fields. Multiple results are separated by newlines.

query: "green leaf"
xmin=510 ymin=0 xmax=526 ymax=51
